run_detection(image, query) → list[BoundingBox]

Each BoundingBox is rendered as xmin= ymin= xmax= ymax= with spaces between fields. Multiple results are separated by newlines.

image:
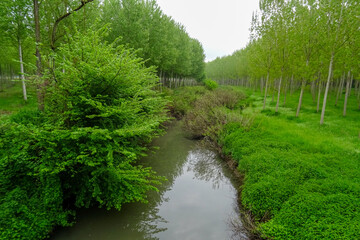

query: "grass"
xmin=219 ymin=87 xmax=360 ymax=239
xmin=0 ymin=82 xmax=37 ymax=119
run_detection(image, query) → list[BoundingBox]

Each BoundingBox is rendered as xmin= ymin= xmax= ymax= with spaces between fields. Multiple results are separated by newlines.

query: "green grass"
xmin=219 ymin=87 xmax=360 ymax=239
xmin=0 ymin=82 xmax=37 ymax=119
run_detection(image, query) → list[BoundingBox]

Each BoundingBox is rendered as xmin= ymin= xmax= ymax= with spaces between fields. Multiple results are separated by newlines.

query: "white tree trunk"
xmin=349 ymin=74 xmax=353 ymax=96
xmin=320 ymin=52 xmax=334 ymax=125
xmin=276 ymin=74 xmax=282 ymax=113
xmin=263 ymin=71 xmax=269 ymax=110
xmin=296 ymin=80 xmax=306 ymax=117
xmin=317 ymin=81 xmax=322 ymax=113
xmin=343 ymin=71 xmax=351 ymax=116
xmin=335 ymin=73 xmax=345 ymax=106
xmin=18 ymin=39 xmax=27 ymax=101
xmin=283 ymin=79 xmax=288 ymax=105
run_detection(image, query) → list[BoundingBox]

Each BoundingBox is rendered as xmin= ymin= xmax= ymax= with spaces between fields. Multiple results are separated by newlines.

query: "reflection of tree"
xmin=133 ymin=202 xmax=168 ymax=240
xmin=129 ymin=122 xmax=193 ymax=239
xmin=226 ymin=202 xmax=249 ymax=240
xmin=186 ymin=148 xmax=250 ymax=239
xmin=186 ymin=149 xmax=230 ymax=189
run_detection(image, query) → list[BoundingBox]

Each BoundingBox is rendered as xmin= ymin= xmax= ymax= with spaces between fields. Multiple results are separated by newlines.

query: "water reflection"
xmin=51 ymin=122 xmax=248 ymax=240
xmin=186 ymin=149 xmax=228 ymax=189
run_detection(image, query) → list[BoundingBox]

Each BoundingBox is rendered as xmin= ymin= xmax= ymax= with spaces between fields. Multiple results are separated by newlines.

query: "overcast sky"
xmin=155 ymin=0 xmax=260 ymax=62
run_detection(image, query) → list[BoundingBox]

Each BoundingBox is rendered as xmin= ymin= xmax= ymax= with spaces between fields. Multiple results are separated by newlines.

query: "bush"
xmin=203 ymin=79 xmax=218 ymax=90
xmin=0 ymin=27 xmax=168 ymax=239
xmin=184 ymin=88 xmax=246 ymax=139
xmin=169 ymin=86 xmax=207 ymax=118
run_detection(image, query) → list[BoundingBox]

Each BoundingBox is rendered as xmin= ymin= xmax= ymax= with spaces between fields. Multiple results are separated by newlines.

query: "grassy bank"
xmin=173 ymin=86 xmax=360 ymax=239
xmin=222 ymin=89 xmax=360 ymax=239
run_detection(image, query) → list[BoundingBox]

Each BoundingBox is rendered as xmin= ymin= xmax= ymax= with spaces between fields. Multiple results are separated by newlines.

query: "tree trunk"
xmin=335 ymin=73 xmax=345 ymax=106
xmin=354 ymin=80 xmax=359 ymax=98
xmin=296 ymin=80 xmax=306 ymax=117
xmin=290 ymin=75 xmax=294 ymax=95
xmin=343 ymin=71 xmax=351 ymax=116
xmin=311 ymin=80 xmax=316 ymax=103
xmin=276 ymin=74 xmax=282 ymax=113
xmin=18 ymin=39 xmax=27 ymax=101
xmin=33 ymin=0 xmax=44 ymax=110
xmin=317 ymin=81 xmax=322 ymax=113
xmin=349 ymin=74 xmax=353 ymax=96
xmin=263 ymin=71 xmax=269 ymax=110
xmin=320 ymin=52 xmax=334 ymax=125
xmin=283 ymin=78 xmax=288 ymax=105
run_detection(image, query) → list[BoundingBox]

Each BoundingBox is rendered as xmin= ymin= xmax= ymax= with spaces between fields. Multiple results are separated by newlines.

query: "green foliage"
xmin=102 ymin=0 xmax=205 ymax=80
xmin=218 ymin=90 xmax=360 ymax=239
xmin=203 ymin=79 xmax=218 ymax=91
xmin=0 ymin=28 xmax=168 ymax=239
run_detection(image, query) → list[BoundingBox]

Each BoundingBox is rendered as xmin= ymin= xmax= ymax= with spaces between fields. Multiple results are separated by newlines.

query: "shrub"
xmin=0 ymin=27 xmax=168 ymax=239
xmin=203 ymin=79 xmax=218 ymax=90
xmin=169 ymin=86 xmax=207 ymax=118
xmin=184 ymin=88 xmax=246 ymax=139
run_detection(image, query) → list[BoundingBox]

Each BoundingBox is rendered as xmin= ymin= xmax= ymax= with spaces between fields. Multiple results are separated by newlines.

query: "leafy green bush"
xmin=203 ymin=79 xmax=218 ymax=90
xmin=0 ymin=27 xmax=168 ymax=239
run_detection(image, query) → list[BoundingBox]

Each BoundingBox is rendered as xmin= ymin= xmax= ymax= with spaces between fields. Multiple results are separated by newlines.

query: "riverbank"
xmin=172 ymin=86 xmax=360 ymax=239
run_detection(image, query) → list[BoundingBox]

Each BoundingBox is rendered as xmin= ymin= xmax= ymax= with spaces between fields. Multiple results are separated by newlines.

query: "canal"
xmin=51 ymin=121 xmax=248 ymax=240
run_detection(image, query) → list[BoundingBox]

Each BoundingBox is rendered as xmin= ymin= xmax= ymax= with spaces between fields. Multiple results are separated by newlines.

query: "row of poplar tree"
xmin=0 ymin=0 xmax=205 ymax=95
xmin=206 ymin=0 xmax=359 ymax=124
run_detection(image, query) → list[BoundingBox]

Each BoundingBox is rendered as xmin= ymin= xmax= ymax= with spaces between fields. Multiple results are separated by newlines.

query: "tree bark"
xmin=33 ymin=0 xmax=44 ymax=110
xmin=317 ymin=81 xmax=322 ymax=113
xmin=335 ymin=73 xmax=345 ymax=106
xmin=271 ymin=80 xmax=275 ymax=103
xmin=263 ymin=71 xmax=269 ymax=110
xmin=296 ymin=80 xmax=306 ymax=117
xmin=283 ymin=78 xmax=288 ymax=105
xmin=311 ymin=80 xmax=316 ymax=103
xmin=290 ymin=75 xmax=294 ymax=95
xmin=276 ymin=74 xmax=282 ymax=113
xmin=343 ymin=71 xmax=350 ymax=116
xmin=18 ymin=39 xmax=27 ymax=101
xmin=349 ymin=74 xmax=353 ymax=96
xmin=320 ymin=52 xmax=334 ymax=125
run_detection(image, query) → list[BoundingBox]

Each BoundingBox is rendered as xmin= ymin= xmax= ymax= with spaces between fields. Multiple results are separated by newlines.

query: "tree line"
xmin=206 ymin=0 xmax=359 ymax=124
xmin=0 ymin=0 xmax=205 ymax=103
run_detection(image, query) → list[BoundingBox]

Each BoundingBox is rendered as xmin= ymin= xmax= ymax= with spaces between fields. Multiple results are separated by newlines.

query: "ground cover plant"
xmin=218 ymin=88 xmax=360 ymax=239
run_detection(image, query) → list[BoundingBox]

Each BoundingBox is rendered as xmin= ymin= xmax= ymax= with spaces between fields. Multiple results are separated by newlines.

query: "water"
xmin=51 ymin=122 xmax=248 ymax=240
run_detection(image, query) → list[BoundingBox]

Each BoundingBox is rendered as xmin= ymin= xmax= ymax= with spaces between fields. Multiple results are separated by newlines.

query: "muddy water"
xmin=51 ymin=122 xmax=248 ymax=240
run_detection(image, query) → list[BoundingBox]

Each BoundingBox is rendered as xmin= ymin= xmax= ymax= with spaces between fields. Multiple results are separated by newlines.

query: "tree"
xmin=0 ymin=0 xmax=33 ymax=101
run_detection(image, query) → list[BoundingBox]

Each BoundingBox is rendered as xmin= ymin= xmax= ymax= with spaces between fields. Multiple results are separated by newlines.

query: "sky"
xmin=155 ymin=0 xmax=260 ymax=62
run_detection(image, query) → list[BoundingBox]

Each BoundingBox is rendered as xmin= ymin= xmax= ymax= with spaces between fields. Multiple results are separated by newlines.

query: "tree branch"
xmin=51 ymin=0 xmax=94 ymax=50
